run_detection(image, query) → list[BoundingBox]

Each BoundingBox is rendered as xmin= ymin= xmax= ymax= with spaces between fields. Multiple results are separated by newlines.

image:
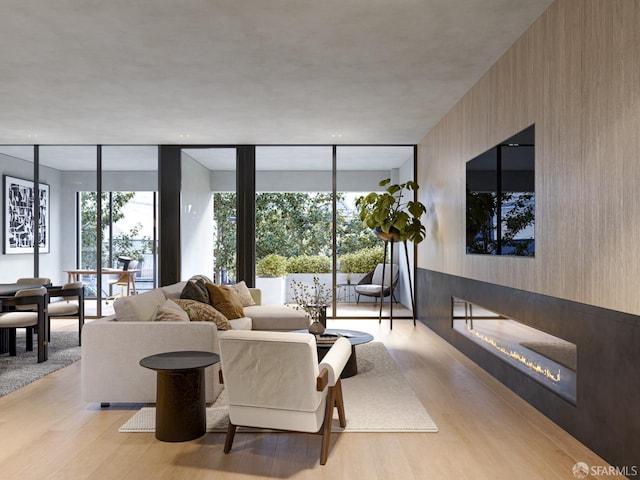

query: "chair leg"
xmin=334 ymin=379 xmax=346 ymax=428
xmin=9 ymin=328 xmax=17 ymax=356
xmin=224 ymin=422 xmax=237 ymax=453
xmin=26 ymin=327 xmax=33 ymax=352
xmin=320 ymin=385 xmax=338 ymax=465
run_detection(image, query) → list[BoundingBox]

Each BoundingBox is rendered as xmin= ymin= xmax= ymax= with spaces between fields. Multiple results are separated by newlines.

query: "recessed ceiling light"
xmin=179 ymin=133 xmax=191 ymax=139
xmin=331 ymin=133 xmax=343 ymax=138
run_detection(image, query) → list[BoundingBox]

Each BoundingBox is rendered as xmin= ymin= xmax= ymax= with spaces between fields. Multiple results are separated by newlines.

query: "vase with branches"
xmin=289 ymin=276 xmax=332 ymax=334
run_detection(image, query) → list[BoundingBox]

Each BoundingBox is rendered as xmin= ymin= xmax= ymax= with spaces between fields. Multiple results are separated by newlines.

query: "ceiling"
xmin=0 ymin=1 xmax=552 ymax=147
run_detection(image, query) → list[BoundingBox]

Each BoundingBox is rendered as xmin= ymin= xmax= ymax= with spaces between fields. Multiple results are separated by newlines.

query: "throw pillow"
xmin=205 ymin=283 xmax=245 ymax=320
xmin=153 ymin=299 xmax=190 ymax=322
xmin=231 ymin=280 xmax=256 ymax=307
xmin=189 ymin=274 xmax=214 ymax=284
xmin=173 ymin=299 xmax=232 ymax=330
xmin=113 ymin=288 xmax=166 ymax=321
xmin=181 ymin=278 xmax=209 ymax=304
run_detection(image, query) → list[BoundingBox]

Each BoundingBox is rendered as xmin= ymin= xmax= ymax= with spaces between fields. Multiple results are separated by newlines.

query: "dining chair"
xmin=48 ymin=282 xmax=85 ymax=345
xmin=107 ymin=259 xmax=138 ymax=302
xmin=0 ymin=287 xmax=48 ymax=357
xmin=16 ymin=277 xmax=52 ymax=286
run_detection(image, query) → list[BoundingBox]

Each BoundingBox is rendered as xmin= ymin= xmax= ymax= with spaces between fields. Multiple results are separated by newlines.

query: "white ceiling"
xmin=0 ymin=0 xmax=553 ymax=147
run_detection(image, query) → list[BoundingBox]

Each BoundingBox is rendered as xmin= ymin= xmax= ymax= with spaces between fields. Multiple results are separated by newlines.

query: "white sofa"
xmin=81 ymin=281 xmax=309 ymax=405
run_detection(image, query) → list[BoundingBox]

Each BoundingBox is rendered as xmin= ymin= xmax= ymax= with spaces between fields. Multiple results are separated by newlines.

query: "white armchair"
xmin=218 ymin=330 xmax=351 ymax=465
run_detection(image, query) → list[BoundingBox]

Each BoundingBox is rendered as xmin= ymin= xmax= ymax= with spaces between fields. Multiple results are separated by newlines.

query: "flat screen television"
xmin=466 ymin=125 xmax=535 ymax=256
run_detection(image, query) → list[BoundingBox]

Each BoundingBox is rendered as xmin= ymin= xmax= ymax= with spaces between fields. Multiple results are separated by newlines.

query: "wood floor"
xmin=0 ymin=318 xmax=621 ymax=480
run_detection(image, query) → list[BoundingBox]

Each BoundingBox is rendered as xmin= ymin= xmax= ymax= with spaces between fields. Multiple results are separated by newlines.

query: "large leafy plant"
xmin=356 ymin=178 xmax=427 ymax=244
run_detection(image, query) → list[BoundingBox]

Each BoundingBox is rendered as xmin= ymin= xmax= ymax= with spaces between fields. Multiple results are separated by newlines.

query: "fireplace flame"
xmin=467 ymin=327 xmax=561 ymax=382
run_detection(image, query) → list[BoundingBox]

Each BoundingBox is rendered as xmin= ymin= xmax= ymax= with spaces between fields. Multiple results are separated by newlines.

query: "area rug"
xmin=519 ymin=341 xmax=577 ymax=371
xmin=0 ymin=331 xmax=81 ymax=397
xmin=120 ymin=342 xmax=438 ymax=433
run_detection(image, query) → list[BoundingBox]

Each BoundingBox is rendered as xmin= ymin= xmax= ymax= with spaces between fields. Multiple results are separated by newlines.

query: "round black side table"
xmin=140 ymin=350 xmax=219 ymax=442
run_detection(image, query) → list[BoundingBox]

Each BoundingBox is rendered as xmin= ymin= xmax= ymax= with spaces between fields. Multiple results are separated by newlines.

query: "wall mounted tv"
xmin=466 ymin=125 xmax=535 ymax=257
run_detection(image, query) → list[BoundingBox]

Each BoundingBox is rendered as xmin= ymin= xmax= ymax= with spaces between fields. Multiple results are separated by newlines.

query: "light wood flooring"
xmin=0 ymin=318 xmax=621 ymax=479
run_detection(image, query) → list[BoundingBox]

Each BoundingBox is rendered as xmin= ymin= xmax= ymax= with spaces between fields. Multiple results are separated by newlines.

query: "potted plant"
xmin=356 ymin=178 xmax=427 ymax=244
xmin=256 ymin=254 xmax=288 ymax=304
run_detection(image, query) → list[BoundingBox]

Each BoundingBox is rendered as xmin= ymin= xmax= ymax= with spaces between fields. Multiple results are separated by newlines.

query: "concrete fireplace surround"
xmin=416 ymin=268 xmax=640 ymax=469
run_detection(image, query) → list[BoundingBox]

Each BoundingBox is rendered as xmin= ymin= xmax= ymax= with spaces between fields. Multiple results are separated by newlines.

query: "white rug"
xmin=120 ymin=342 xmax=438 ymax=433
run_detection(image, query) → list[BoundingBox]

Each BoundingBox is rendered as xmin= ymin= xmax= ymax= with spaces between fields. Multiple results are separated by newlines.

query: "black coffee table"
xmin=299 ymin=329 xmax=374 ymax=378
xmin=140 ymin=351 xmax=219 ymax=442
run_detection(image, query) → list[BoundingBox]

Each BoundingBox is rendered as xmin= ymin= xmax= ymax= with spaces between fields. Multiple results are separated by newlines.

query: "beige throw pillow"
xmin=173 ymin=299 xmax=232 ymax=330
xmin=205 ymin=283 xmax=245 ymax=320
xmin=153 ymin=299 xmax=190 ymax=322
xmin=231 ymin=280 xmax=256 ymax=307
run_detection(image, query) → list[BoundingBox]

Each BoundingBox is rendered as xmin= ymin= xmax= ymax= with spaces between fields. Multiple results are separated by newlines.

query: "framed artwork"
xmin=3 ymin=175 xmax=50 ymax=254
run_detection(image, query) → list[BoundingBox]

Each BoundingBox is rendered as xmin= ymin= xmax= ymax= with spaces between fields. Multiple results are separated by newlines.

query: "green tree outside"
xmin=80 ymin=192 xmax=153 ymax=269
xmin=212 ymin=191 xmax=381 ymax=280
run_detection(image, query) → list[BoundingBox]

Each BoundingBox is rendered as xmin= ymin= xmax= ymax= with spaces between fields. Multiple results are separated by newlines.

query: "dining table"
xmin=0 ymin=283 xmax=49 ymax=361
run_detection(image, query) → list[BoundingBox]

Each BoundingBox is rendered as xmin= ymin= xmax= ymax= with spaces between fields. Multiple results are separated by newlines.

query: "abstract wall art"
xmin=3 ymin=175 xmax=49 ymax=254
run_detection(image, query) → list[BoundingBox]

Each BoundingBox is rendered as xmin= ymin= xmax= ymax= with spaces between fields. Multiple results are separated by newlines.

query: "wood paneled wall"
xmin=418 ymin=0 xmax=640 ymax=315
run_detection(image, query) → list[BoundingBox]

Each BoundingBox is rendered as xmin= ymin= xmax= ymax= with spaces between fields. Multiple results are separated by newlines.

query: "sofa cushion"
xmin=153 ymin=299 xmax=190 ymax=322
xmin=243 ymin=304 xmax=310 ymax=331
xmin=160 ymin=281 xmax=188 ymax=299
xmin=181 ymin=279 xmax=210 ymax=304
xmin=206 ymin=283 xmax=245 ymax=320
xmin=231 ymin=281 xmax=256 ymax=307
xmin=114 ymin=288 xmax=167 ymax=322
xmin=174 ymin=298 xmax=232 ymax=330
xmin=228 ymin=316 xmax=252 ymax=330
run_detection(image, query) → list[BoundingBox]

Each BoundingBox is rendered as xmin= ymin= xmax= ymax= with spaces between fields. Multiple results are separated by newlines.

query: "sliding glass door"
xmin=336 ymin=146 xmax=416 ymax=318
xmin=255 ymin=147 xmax=333 ymax=309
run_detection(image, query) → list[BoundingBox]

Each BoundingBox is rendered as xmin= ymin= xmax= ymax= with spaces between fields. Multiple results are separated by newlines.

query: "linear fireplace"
xmin=452 ymin=298 xmax=576 ymax=404
xmin=417 ymin=268 xmax=640 ymax=469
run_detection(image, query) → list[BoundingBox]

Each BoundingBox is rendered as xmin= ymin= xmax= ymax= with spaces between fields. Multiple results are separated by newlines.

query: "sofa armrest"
xmin=318 ymin=337 xmax=351 ymax=386
xmin=81 ymin=318 xmax=222 ymax=404
xmin=249 ymin=288 xmax=262 ymax=306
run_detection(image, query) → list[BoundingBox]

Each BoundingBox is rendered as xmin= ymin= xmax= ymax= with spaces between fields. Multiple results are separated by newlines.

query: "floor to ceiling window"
xmin=101 ymin=146 xmax=158 ymax=301
xmin=0 ymin=145 xmax=158 ymax=317
xmin=255 ymin=146 xmax=333 ymax=307
xmin=336 ymin=146 xmax=416 ymax=318
xmin=1 ymin=143 xmax=416 ymax=319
